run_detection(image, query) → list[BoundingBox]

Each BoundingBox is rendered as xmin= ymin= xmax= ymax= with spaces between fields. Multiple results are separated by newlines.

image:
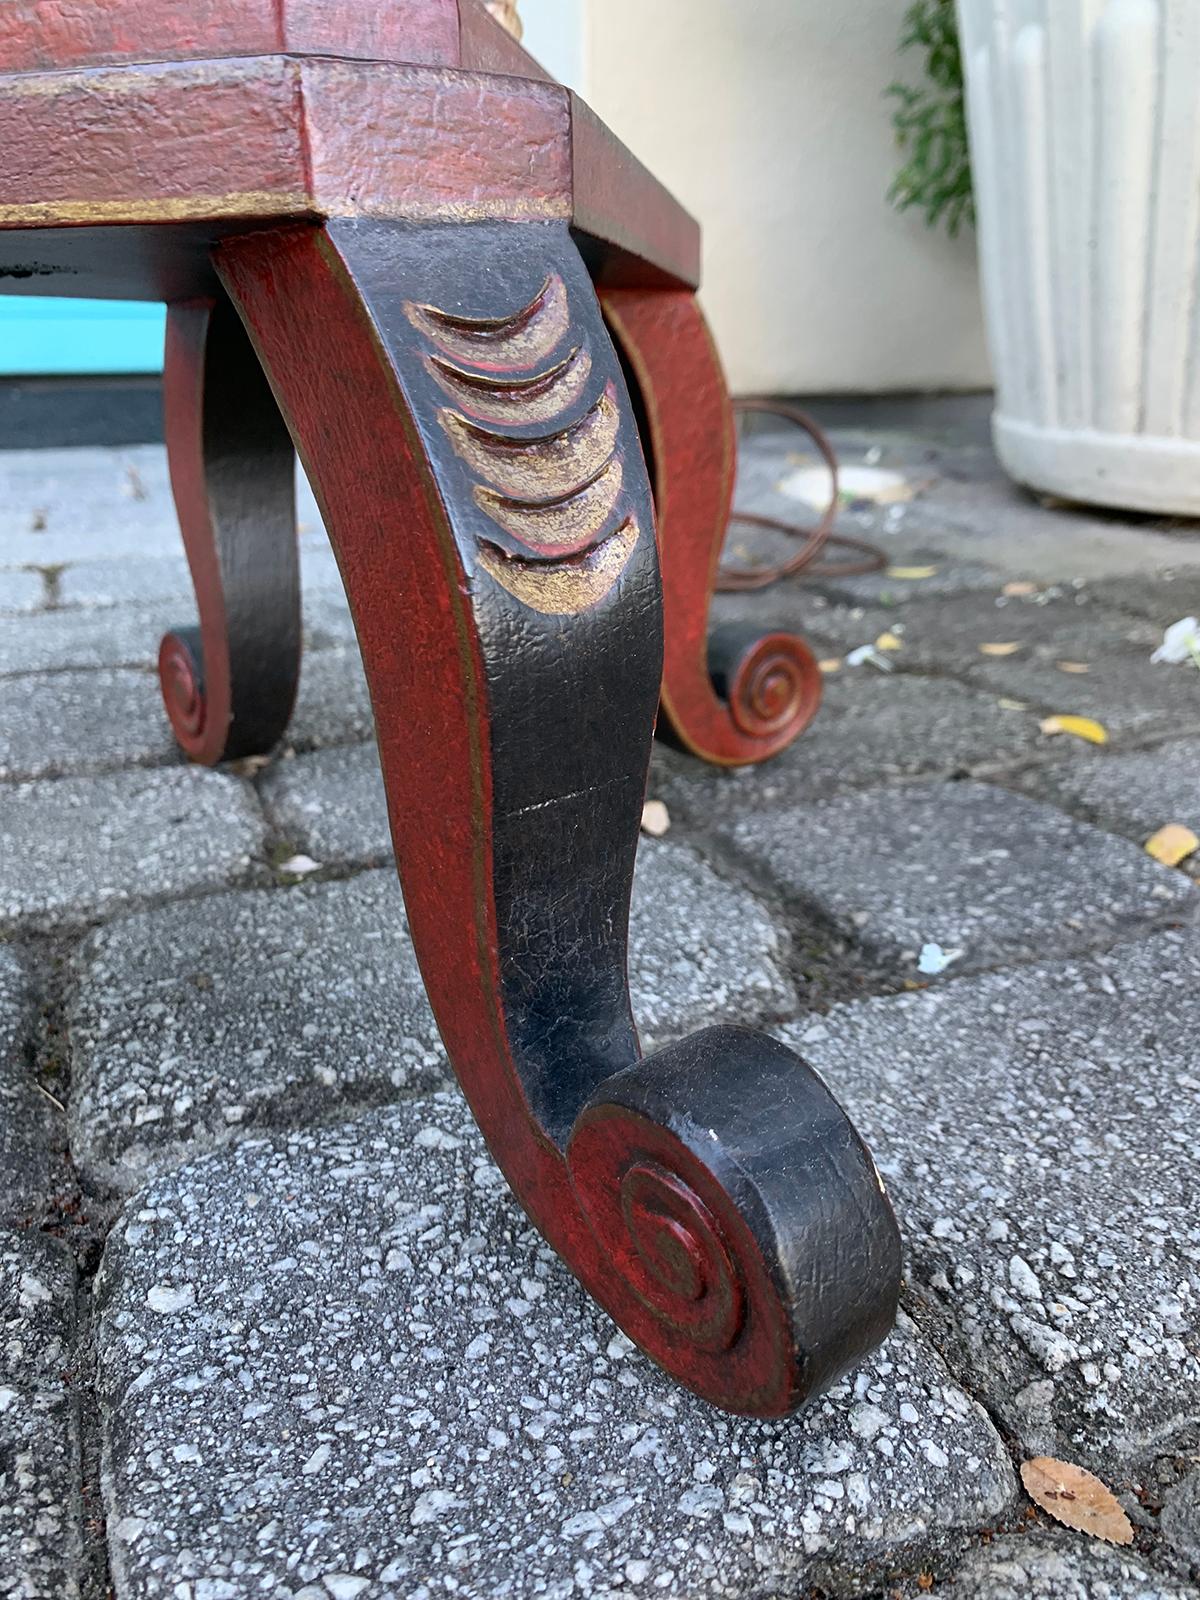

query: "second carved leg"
xmin=602 ymin=288 xmax=824 ymax=768
xmin=159 ymin=293 xmax=301 ymax=764
xmin=217 ymin=217 xmax=901 ymax=1417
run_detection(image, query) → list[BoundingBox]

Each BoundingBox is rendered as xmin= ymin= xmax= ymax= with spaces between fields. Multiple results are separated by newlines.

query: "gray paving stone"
xmin=0 ymin=602 xmax=181 ymax=677
xmin=1082 ymin=570 xmax=1200 ymax=628
xmin=55 ymin=543 xmax=345 ymax=611
xmin=784 ymin=925 xmax=1200 ymax=1472
xmin=946 ymin=1535 xmax=1192 ymax=1599
xmin=0 ymin=949 xmax=60 ymax=1230
xmin=0 ymin=1231 xmax=82 ymax=1600
xmin=0 ymin=446 xmax=181 ymax=569
xmin=285 ymin=648 xmax=374 ymax=754
xmin=763 ymin=588 xmax=1200 ymax=741
xmin=0 ymin=668 xmax=174 ymax=782
xmin=0 ymin=593 xmax=353 ymax=678
xmin=1014 ymin=739 xmax=1200 ymax=847
xmin=68 ymin=873 xmax=447 ymax=1195
xmin=1161 ymin=1468 xmax=1200 ymax=1569
xmin=69 ymin=841 xmax=797 ymax=1193
xmin=96 ymin=1097 xmax=1016 ymax=1600
xmin=260 ymin=742 xmax=390 ymax=865
xmin=652 ymin=673 xmax=1046 ymax=823
xmin=726 ymin=780 xmax=1196 ymax=979
xmin=0 ymin=768 xmax=266 ymax=933
xmin=0 ymin=569 xmax=46 ymax=615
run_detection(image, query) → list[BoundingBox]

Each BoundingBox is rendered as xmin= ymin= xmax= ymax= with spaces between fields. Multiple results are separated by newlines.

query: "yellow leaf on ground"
xmin=887 ymin=565 xmax=939 ymax=580
xmin=818 ymin=658 xmax=842 ymax=674
xmin=1057 ymin=661 xmax=1091 ymax=674
xmin=979 ymin=642 xmax=1022 ymax=656
xmin=1145 ymin=823 xmax=1200 ymax=867
xmin=1040 ymin=715 xmax=1109 ymax=745
xmin=1020 ymin=1458 xmax=1133 ymax=1546
xmin=640 ymin=800 xmax=671 ymax=838
xmin=875 ymin=632 xmax=904 ymax=651
xmin=1003 ymin=581 xmax=1039 ymax=597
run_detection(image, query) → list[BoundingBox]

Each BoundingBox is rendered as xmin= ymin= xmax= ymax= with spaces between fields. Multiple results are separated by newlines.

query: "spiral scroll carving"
xmin=617 ymin=1160 xmax=745 ymax=1353
xmin=158 ymin=628 xmax=208 ymax=752
xmin=727 ymin=631 xmax=822 ymax=742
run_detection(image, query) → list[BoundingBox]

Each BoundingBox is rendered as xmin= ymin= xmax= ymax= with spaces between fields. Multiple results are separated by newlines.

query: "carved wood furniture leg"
xmin=159 ymin=292 xmax=300 ymax=764
xmin=218 ymin=217 xmax=901 ymax=1416
xmin=602 ymin=289 xmax=824 ymax=767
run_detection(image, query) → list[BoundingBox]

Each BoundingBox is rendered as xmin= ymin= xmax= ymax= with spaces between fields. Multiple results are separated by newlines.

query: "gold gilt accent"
xmin=428 ymin=346 xmax=593 ymax=428
xmin=475 ymin=459 xmax=624 ymax=557
xmin=477 ymin=520 xmax=640 ymax=617
xmin=441 ymin=383 xmax=620 ymax=501
xmin=406 ymin=274 xmax=570 ymax=370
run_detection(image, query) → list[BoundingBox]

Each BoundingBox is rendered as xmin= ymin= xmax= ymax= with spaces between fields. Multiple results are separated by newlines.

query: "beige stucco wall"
xmin=569 ymin=0 xmax=991 ymax=395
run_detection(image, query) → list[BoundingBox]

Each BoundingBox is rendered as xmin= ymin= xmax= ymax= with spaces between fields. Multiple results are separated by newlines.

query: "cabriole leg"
xmin=217 ymin=218 xmax=901 ymax=1417
xmin=602 ymin=288 xmax=823 ymax=768
xmin=159 ymin=293 xmax=300 ymax=764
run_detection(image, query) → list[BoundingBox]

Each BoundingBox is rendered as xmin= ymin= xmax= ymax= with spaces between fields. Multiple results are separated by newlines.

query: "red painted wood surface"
xmin=602 ymin=288 xmax=823 ymax=765
xmin=0 ymin=0 xmax=462 ymax=72
xmin=160 ymin=295 xmax=299 ymax=763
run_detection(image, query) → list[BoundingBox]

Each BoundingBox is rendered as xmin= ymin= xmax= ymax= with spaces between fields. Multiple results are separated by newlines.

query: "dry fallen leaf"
xmin=641 ymin=800 xmax=671 ymax=838
xmin=979 ymin=642 xmax=1022 ymax=657
xmin=1057 ymin=661 xmax=1091 ymax=675
xmin=1003 ymin=581 xmax=1039 ymax=597
xmin=887 ymin=565 xmax=939 ymax=580
xmin=875 ymin=632 xmax=904 ymax=652
xmin=1019 ymin=1458 xmax=1133 ymax=1545
xmin=998 ymin=697 xmax=1030 ymax=711
xmin=1040 ymin=715 xmax=1109 ymax=745
xmin=1145 ymin=823 xmax=1200 ymax=867
xmin=818 ymin=658 xmax=842 ymax=674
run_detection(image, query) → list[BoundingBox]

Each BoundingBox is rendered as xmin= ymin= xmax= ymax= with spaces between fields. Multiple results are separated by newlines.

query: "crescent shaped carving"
xmin=476 ymin=518 xmax=640 ymax=617
xmin=441 ymin=383 xmax=620 ymax=502
xmin=474 ymin=459 xmax=625 ymax=558
xmin=405 ymin=274 xmax=570 ymax=372
xmin=427 ymin=346 xmax=593 ymax=428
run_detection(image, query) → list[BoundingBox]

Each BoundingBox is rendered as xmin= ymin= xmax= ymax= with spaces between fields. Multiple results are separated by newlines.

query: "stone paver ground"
xmin=3 ymin=407 xmax=1200 ymax=1598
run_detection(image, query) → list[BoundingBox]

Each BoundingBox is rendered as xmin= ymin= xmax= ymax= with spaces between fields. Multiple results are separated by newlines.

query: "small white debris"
xmin=917 ymin=943 xmax=963 ymax=976
xmin=0 ymin=1387 xmax=18 ymax=1414
xmin=146 ymin=1282 xmax=196 ymax=1314
xmin=1151 ymin=616 xmax=1200 ymax=666
xmin=780 ymin=463 xmax=913 ymax=509
xmin=641 ymin=800 xmax=671 ymax=838
xmin=414 ymin=1126 xmax=463 ymax=1151
xmin=278 ymin=854 xmax=321 ymax=876
xmin=845 ymin=644 xmax=894 ymax=673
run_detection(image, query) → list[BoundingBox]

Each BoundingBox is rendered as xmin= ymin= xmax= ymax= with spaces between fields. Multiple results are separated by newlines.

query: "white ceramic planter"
xmin=958 ymin=0 xmax=1200 ymax=514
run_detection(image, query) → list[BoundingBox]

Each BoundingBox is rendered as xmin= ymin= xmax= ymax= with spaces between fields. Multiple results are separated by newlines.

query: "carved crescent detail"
xmin=410 ymin=277 xmax=639 ymax=617
xmin=405 ymin=274 xmax=571 ymax=372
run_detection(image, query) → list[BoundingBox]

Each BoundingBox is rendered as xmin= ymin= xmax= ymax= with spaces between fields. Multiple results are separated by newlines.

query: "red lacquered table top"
xmin=0 ymin=0 xmax=700 ymax=299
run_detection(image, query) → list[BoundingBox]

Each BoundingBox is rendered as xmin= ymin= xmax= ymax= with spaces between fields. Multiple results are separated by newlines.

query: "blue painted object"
xmin=0 ymin=298 xmax=166 ymax=375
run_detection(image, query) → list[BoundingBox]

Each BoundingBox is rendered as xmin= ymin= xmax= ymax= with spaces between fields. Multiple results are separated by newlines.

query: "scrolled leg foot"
xmin=569 ymin=1027 xmax=901 ymax=1414
xmin=602 ymin=287 xmax=822 ymax=767
xmin=160 ymin=294 xmax=300 ymax=765
xmin=217 ymin=217 xmax=899 ymax=1417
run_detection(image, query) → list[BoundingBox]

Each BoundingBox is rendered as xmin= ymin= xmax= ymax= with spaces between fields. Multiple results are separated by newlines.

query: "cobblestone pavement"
xmin=2 ymin=406 xmax=1200 ymax=1599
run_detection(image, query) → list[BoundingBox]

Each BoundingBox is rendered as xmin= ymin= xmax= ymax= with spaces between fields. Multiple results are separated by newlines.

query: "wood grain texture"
xmin=159 ymin=295 xmax=300 ymax=764
xmin=602 ymin=287 xmax=822 ymax=765
xmin=217 ymin=218 xmax=900 ymax=1415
